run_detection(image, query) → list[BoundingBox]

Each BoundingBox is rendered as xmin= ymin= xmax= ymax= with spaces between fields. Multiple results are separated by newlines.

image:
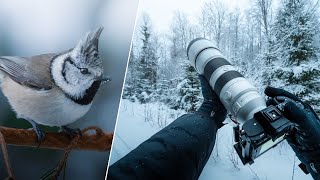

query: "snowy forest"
xmin=111 ymin=0 xmax=320 ymax=179
xmin=124 ymin=0 xmax=320 ymax=114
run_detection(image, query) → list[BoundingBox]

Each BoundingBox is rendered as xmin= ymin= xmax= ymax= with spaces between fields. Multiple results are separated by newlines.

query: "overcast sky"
xmin=138 ymin=0 xmax=251 ymax=33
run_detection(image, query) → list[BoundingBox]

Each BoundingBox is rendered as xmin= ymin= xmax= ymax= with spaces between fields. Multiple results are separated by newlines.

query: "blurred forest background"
xmin=0 ymin=0 xmax=138 ymax=179
xmin=124 ymin=0 xmax=320 ymax=113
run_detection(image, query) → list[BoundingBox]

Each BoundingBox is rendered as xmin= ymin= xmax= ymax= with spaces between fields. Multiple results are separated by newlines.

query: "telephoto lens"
xmin=187 ymin=38 xmax=266 ymax=123
xmin=187 ymin=38 xmax=296 ymax=165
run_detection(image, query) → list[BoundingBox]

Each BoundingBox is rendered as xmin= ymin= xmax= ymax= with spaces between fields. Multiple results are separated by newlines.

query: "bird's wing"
xmin=0 ymin=53 xmax=57 ymax=90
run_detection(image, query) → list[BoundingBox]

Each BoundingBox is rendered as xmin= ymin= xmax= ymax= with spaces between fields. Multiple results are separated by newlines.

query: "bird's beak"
xmin=95 ymin=76 xmax=111 ymax=82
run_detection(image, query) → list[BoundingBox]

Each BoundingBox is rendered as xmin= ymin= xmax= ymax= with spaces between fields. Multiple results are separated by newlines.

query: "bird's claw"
xmin=34 ymin=127 xmax=46 ymax=142
xmin=27 ymin=119 xmax=45 ymax=143
xmin=62 ymin=126 xmax=82 ymax=138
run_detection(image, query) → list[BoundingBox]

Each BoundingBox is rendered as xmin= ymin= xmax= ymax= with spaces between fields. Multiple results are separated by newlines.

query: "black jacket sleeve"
xmin=107 ymin=112 xmax=220 ymax=180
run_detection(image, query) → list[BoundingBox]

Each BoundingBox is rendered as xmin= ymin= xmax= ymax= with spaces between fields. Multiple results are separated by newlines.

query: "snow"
xmin=293 ymin=66 xmax=303 ymax=78
xmin=109 ymin=100 xmax=313 ymax=180
xmin=140 ymin=91 xmax=149 ymax=101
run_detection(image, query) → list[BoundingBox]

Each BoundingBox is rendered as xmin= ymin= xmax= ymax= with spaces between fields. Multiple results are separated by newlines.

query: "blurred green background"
xmin=0 ymin=0 xmax=139 ymax=179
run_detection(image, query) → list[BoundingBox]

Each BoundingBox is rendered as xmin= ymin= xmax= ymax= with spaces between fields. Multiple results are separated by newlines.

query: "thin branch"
xmin=292 ymin=155 xmax=297 ymax=180
xmin=248 ymin=166 xmax=260 ymax=180
xmin=0 ymin=126 xmax=113 ymax=151
xmin=0 ymin=130 xmax=14 ymax=179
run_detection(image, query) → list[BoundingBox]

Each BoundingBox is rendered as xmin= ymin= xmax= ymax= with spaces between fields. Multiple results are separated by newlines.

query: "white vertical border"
xmin=105 ymin=0 xmax=141 ymax=179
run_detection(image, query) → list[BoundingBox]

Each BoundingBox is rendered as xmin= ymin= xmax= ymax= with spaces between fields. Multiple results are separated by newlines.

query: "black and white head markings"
xmin=51 ymin=27 xmax=107 ymax=105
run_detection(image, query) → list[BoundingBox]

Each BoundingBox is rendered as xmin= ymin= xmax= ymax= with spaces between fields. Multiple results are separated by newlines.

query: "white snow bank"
xmin=110 ymin=100 xmax=312 ymax=180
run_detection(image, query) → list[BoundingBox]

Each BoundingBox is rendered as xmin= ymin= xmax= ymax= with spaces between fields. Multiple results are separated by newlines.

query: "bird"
xmin=0 ymin=27 xmax=111 ymax=141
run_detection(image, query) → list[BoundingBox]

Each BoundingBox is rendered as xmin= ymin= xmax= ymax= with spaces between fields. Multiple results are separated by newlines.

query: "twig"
xmin=52 ymin=132 xmax=81 ymax=179
xmin=292 ymin=155 xmax=297 ymax=180
xmin=0 ymin=126 xmax=113 ymax=151
xmin=0 ymin=129 xmax=14 ymax=179
xmin=40 ymin=127 xmax=112 ymax=179
xmin=248 ymin=166 xmax=260 ymax=180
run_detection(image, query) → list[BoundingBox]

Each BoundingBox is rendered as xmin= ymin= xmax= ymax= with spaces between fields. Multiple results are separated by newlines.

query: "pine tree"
xmin=274 ymin=0 xmax=317 ymax=65
xmin=136 ymin=15 xmax=158 ymax=103
xmin=179 ymin=63 xmax=201 ymax=112
xmin=267 ymin=0 xmax=320 ymax=112
xmin=123 ymin=44 xmax=137 ymax=101
xmin=167 ymin=11 xmax=202 ymax=112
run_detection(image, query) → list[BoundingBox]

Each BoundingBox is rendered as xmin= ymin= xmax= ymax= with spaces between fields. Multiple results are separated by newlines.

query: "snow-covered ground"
xmin=109 ymin=100 xmax=313 ymax=180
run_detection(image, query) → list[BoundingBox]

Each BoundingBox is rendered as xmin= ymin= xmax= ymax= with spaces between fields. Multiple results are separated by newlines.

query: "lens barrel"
xmin=187 ymin=38 xmax=266 ymax=123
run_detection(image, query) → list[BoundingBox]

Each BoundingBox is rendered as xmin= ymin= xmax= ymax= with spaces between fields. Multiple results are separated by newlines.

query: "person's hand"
xmin=265 ymin=87 xmax=320 ymax=145
xmin=265 ymin=87 xmax=320 ymax=177
xmin=197 ymin=75 xmax=227 ymax=128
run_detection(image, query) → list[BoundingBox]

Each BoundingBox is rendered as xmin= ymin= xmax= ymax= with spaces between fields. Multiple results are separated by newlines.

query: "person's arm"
xmin=265 ymin=87 xmax=320 ymax=180
xmin=108 ymin=76 xmax=227 ymax=180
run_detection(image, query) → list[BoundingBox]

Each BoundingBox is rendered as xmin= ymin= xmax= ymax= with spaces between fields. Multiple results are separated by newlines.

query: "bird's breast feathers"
xmin=1 ymin=77 xmax=91 ymax=126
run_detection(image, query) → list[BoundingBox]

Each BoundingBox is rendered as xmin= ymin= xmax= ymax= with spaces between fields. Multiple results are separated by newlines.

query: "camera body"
xmin=233 ymin=104 xmax=294 ymax=164
xmin=187 ymin=38 xmax=295 ymax=165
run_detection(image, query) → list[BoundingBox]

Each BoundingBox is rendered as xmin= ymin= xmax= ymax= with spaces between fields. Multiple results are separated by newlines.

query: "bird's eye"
xmin=80 ymin=68 xmax=89 ymax=74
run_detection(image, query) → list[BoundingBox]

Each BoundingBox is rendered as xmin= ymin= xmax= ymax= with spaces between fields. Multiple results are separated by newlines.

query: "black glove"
xmin=196 ymin=75 xmax=227 ymax=128
xmin=265 ymin=87 xmax=320 ymax=178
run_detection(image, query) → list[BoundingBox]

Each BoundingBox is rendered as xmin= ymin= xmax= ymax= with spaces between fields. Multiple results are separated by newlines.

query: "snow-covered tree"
xmin=273 ymin=0 xmax=317 ymax=64
xmin=167 ymin=11 xmax=202 ymax=112
xmin=201 ymin=0 xmax=227 ymax=48
xmin=179 ymin=64 xmax=202 ymax=112
xmin=135 ymin=14 xmax=158 ymax=103
xmin=267 ymin=0 xmax=320 ymax=112
xmin=122 ymin=44 xmax=137 ymax=100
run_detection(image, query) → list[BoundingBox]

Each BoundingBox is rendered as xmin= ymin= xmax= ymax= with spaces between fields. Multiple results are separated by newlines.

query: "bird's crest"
xmin=74 ymin=27 xmax=104 ymax=63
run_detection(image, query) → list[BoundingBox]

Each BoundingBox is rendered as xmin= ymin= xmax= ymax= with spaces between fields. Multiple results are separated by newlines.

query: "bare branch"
xmin=0 ymin=126 xmax=113 ymax=151
xmin=0 ymin=129 xmax=14 ymax=179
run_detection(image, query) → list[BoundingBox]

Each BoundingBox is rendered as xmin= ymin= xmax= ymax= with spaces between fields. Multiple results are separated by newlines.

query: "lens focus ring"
xmin=187 ymin=38 xmax=266 ymax=123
